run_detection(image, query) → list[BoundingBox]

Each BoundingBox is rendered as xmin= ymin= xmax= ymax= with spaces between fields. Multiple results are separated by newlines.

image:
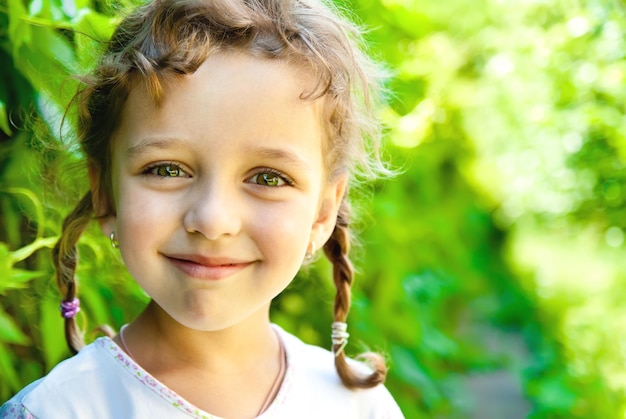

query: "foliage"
xmin=1 ymin=0 xmax=625 ymax=417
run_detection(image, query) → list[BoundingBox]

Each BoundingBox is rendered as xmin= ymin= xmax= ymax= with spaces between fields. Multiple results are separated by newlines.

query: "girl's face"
xmin=101 ymin=52 xmax=345 ymax=331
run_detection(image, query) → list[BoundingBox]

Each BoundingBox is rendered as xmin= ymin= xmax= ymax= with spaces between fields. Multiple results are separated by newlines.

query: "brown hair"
xmin=54 ymin=0 xmax=388 ymax=389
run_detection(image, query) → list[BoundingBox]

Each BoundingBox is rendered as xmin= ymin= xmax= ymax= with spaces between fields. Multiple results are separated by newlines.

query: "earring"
xmin=305 ymin=241 xmax=316 ymax=260
xmin=110 ymin=231 xmax=119 ymax=249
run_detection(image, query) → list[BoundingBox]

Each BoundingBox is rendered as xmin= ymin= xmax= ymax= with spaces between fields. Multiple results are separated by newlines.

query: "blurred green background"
xmin=1 ymin=0 xmax=625 ymax=417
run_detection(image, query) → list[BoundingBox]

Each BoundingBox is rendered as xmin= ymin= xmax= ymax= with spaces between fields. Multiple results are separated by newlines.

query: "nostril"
xmin=182 ymin=189 xmax=243 ymax=240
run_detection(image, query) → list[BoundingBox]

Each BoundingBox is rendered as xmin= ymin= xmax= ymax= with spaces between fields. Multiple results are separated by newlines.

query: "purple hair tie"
xmin=60 ymin=298 xmax=81 ymax=319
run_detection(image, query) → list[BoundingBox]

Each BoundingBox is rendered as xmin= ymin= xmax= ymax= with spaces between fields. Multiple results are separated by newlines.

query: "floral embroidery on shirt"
xmin=98 ymin=338 xmax=216 ymax=419
xmin=0 ymin=402 xmax=35 ymax=419
xmin=97 ymin=328 xmax=294 ymax=419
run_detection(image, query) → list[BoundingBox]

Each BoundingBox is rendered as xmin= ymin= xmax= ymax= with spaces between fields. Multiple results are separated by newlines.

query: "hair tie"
xmin=60 ymin=298 xmax=81 ymax=319
xmin=331 ymin=321 xmax=349 ymax=357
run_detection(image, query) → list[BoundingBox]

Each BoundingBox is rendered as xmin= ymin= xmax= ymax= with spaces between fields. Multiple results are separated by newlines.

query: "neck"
xmin=116 ymin=301 xmax=287 ymax=418
xmin=123 ymin=301 xmax=279 ymax=374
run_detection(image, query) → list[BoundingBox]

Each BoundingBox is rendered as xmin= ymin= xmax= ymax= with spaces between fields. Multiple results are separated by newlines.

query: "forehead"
xmin=121 ymin=52 xmax=322 ymax=128
xmin=194 ymin=52 xmax=313 ymax=101
xmin=112 ymin=52 xmax=327 ymax=167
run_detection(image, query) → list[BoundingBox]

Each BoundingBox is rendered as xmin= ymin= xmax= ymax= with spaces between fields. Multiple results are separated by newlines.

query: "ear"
xmin=88 ymin=162 xmax=116 ymax=236
xmin=311 ymin=173 xmax=348 ymax=247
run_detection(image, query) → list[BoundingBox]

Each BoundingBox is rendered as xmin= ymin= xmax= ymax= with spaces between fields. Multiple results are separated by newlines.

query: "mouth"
xmin=163 ymin=254 xmax=254 ymax=280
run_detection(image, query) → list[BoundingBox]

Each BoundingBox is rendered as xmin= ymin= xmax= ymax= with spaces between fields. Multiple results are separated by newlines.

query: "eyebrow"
xmin=126 ymin=137 xmax=185 ymax=158
xmin=248 ymin=146 xmax=312 ymax=171
xmin=127 ymin=138 xmax=313 ymax=170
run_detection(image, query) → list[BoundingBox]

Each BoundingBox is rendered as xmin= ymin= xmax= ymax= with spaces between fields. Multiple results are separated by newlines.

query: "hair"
xmin=53 ymin=0 xmax=389 ymax=389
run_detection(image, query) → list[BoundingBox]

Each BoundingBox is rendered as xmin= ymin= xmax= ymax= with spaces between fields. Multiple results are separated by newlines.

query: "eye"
xmin=144 ymin=163 xmax=189 ymax=178
xmin=247 ymin=169 xmax=293 ymax=187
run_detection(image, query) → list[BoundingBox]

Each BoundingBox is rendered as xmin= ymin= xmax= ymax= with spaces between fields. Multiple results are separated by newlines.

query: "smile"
xmin=163 ymin=254 xmax=254 ymax=280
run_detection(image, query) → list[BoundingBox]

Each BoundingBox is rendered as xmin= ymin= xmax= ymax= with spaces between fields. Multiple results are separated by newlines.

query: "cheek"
xmin=251 ymin=202 xmax=316 ymax=257
xmin=115 ymin=187 xmax=174 ymax=250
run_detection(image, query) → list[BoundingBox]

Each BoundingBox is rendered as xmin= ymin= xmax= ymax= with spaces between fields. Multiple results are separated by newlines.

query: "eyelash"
xmin=249 ymin=168 xmax=295 ymax=187
xmin=140 ymin=163 xmax=294 ymax=187
xmin=141 ymin=162 xmax=189 ymax=178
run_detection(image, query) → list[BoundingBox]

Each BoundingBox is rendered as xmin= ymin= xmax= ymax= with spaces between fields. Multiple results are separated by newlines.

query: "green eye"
xmin=256 ymin=172 xmax=284 ymax=186
xmin=152 ymin=164 xmax=185 ymax=177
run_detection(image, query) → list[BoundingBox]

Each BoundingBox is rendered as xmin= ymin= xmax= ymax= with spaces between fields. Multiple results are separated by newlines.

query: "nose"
xmin=182 ymin=179 xmax=242 ymax=240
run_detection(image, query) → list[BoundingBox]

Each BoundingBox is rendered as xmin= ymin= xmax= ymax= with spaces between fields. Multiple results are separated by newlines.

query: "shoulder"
xmin=1 ymin=338 xmax=136 ymax=419
xmin=0 ymin=379 xmax=40 ymax=419
xmin=273 ymin=325 xmax=404 ymax=419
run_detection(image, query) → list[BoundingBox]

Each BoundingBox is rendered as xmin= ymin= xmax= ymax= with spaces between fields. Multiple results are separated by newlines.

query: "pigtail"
xmin=52 ymin=192 xmax=93 ymax=354
xmin=323 ymin=201 xmax=387 ymax=389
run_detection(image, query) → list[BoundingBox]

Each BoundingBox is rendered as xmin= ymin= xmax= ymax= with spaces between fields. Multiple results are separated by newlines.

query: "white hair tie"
xmin=331 ymin=321 xmax=350 ymax=357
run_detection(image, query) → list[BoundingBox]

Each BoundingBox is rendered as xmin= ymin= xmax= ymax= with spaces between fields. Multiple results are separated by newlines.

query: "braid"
xmin=52 ymin=192 xmax=93 ymax=354
xmin=323 ymin=201 xmax=387 ymax=389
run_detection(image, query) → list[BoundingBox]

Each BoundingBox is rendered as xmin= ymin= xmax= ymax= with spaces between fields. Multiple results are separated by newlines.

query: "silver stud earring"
xmin=305 ymin=241 xmax=316 ymax=260
xmin=110 ymin=231 xmax=119 ymax=249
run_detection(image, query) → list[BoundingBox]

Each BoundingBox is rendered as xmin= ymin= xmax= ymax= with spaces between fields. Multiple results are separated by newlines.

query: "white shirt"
xmin=1 ymin=326 xmax=404 ymax=418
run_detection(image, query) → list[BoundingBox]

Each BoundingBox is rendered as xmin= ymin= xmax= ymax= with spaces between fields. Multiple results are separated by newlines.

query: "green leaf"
xmin=7 ymin=0 xmax=32 ymax=57
xmin=0 ymin=80 xmax=13 ymax=135
xmin=2 ymin=269 xmax=47 ymax=291
xmin=41 ymin=294 xmax=68 ymax=370
xmin=0 ymin=105 xmax=10 ymax=136
xmin=10 ymin=236 xmax=58 ymax=264
xmin=30 ymin=25 xmax=77 ymax=74
xmin=0 ymin=242 xmax=12 ymax=274
xmin=0 ymin=237 xmax=54 ymax=292
xmin=0 ymin=308 xmax=30 ymax=345
xmin=0 ymin=344 xmax=21 ymax=396
xmin=73 ymin=7 xmax=116 ymax=41
xmin=73 ymin=8 xmax=116 ymax=68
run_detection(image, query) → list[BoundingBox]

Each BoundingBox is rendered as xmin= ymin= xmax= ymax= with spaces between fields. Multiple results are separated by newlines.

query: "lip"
xmin=163 ymin=254 xmax=254 ymax=280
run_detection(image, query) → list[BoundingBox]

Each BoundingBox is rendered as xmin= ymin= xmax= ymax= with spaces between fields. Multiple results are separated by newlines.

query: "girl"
xmin=1 ymin=0 xmax=403 ymax=417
